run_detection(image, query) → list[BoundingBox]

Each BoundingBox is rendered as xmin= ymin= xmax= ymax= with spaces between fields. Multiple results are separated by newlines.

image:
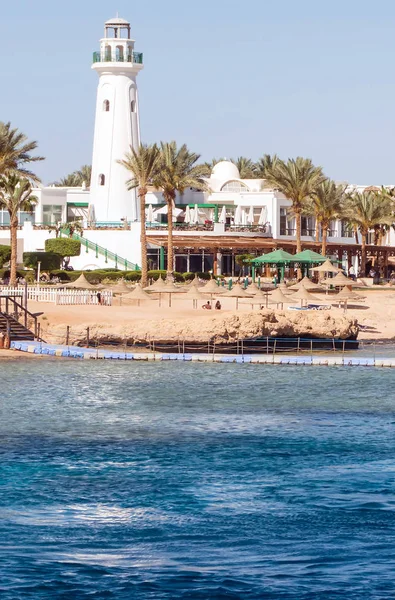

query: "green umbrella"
xmin=252 ymin=249 xmax=295 ymax=264
xmin=291 ymin=249 xmax=327 ymax=263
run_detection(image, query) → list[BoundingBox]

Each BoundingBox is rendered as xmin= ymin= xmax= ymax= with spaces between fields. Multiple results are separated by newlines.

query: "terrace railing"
xmin=93 ymin=51 xmax=143 ymax=65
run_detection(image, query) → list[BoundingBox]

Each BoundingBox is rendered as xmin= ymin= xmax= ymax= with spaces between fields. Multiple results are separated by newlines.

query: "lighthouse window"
xmin=131 ymin=100 xmax=136 ymax=112
xmin=103 ymin=100 xmax=110 ymax=112
xmin=99 ymin=174 xmax=105 ymax=186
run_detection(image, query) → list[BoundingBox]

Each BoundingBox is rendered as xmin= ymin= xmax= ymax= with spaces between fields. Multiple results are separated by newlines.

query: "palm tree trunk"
xmin=354 ymin=227 xmax=359 ymax=245
xmin=166 ymin=196 xmax=174 ymax=276
xmin=295 ymin=212 xmax=302 ymax=253
xmin=9 ymin=216 xmax=18 ymax=286
xmin=321 ymin=222 xmax=328 ymax=257
xmin=315 ymin=218 xmax=320 ymax=243
xmin=361 ymin=233 xmax=367 ymax=276
xmin=139 ymin=188 xmax=148 ymax=287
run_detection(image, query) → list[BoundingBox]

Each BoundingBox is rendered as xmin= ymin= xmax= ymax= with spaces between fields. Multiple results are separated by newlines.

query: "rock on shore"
xmin=43 ymin=310 xmax=359 ymax=346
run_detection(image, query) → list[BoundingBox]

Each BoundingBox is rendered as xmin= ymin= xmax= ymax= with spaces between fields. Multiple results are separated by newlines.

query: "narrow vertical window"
xmin=99 ymin=174 xmax=105 ymax=186
xmin=103 ymin=100 xmax=110 ymax=112
xmin=131 ymin=100 xmax=136 ymax=113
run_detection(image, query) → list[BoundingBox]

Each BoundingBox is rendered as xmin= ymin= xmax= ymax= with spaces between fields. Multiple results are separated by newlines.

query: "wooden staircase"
xmin=0 ymin=313 xmax=35 ymax=341
xmin=0 ymin=293 xmax=43 ymax=342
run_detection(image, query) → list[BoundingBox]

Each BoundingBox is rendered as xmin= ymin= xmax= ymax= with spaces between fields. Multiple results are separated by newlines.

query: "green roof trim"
xmin=67 ymin=202 xmax=89 ymax=207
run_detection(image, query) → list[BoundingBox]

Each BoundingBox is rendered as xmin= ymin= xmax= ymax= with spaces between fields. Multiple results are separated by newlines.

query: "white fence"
xmin=0 ymin=287 xmax=113 ymax=306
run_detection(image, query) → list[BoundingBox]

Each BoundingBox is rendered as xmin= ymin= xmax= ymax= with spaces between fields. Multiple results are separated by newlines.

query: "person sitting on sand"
xmin=215 ymin=300 xmax=221 ymax=310
xmin=202 ymin=301 xmax=212 ymax=310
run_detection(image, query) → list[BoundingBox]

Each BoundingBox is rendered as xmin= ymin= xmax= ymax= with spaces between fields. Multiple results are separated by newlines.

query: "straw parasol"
xmin=322 ymin=272 xmax=358 ymax=287
xmin=334 ymin=288 xmax=366 ymax=302
xmin=145 ymin=276 xmax=167 ymax=291
xmin=202 ymin=279 xmax=226 ymax=294
xmin=184 ymin=286 xmax=207 ymax=309
xmin=311 ymin=259 xmax=340 ymax=274
xmin=108 ymin=280 xmax=133 ymax=295
xmin=287 ymin=276 xmax=323 ymax=292
xmin=267 ymin=287 xmax=293 ymax=309
xmin=288 ymin=286 xmax=322 ymax=307
xmin=62 ymin=273 xmax=98 ymax=290
xmin=221 ymin=284 xmax=254 ymax=309
xmin=333 ymin=287 xmax=366 ymax=313
xmin=239 ymin=289 xmax=270 ymax=309
xmin=122 ymin=284 xmax=153 ymax=307
xmin=245 ymin=281 xmax=262 ymax=295
xmin=154 ymin=283 xmax=186 ymax=307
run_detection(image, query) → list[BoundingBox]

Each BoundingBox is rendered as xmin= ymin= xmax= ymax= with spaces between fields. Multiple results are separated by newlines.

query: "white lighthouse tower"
xmin=90 ymin=17 xmax=143 ymax=223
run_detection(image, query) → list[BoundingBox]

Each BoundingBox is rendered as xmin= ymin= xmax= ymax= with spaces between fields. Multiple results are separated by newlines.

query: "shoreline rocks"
xmin=42 ymin=310 xmax=359 ymax=346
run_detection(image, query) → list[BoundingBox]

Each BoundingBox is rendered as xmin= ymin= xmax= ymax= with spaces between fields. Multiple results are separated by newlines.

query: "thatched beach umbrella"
xmin=267 ymin=287 xmax=293 ymax=309
xmin=288 ymin=286 xmax=322 ymax=307
xmin=221 ymin=284 xmax=254 ymax=309
xmin=184 ymin=286 xmax=207 ymax=309
xmin=287 ymin=276 xmax=323 ymax=292
xmin=322 ymin=272 xmax=357 ymax=287
xmin=63 ymin=273 xmax=98 ymax=290
xmin=123 ymin=284 xmax=153 ymax=307
xmin=155 ymin=284 xmax=186 ymax=307
xmin=108 ymin=280 xmax=133 ymax=295
xmin=311 ymin=259 xmax=340 ymax=274
xmin=202 ymin=278 xmax=225 ymax=293
xmin=239 ymin=289 xmax=270 ymax=309
xmin=333 ymin=287 xmax=366 ymax=313
xmin=145 ymin=276 xmax=167 ymax=291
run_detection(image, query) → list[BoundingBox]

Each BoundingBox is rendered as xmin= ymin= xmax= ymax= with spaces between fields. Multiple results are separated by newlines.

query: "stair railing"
xmin=0 ymin=293 xmax=43 ymax=340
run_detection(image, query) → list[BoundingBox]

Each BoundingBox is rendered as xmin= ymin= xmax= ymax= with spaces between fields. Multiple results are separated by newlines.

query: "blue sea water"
xmin=1 ymin=360 xmax=395 ymax=599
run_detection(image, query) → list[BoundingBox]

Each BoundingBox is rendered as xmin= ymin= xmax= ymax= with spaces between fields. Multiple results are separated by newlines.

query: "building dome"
xmin=105 ymin=17 xmax=130 ymax=25
xmin=211 ymin=160 xmax=240 ymax=181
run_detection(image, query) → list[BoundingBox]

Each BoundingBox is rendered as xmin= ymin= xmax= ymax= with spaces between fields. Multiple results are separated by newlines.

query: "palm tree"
xmin=153 ymin=142 xmax=207 ymax=276
xmin=306 ymin=179 xmax=347 ymax=256
xmin=343 ymin=191 xmax=394 ymax=275
xmin=76 ymin=165 xmax=92 ymax=188
xmin=118 ymin=144 xmax=160 ymax=287
xmin=0 ymin=174 xmax=38 ymax=285
xmin=260 ymin=155 xmax=326 ymax=253
xmin=52 ymin=165 xmax=92 ymax=188
xmin=231 ymin=157 xmax=256 ymax=178
xmin=0 ymin=122 xmax=43 ymax=182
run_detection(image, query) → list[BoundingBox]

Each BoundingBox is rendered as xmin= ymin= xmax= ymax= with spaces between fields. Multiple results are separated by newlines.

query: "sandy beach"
xmin=22 ymin=287 xmax=395 ymax=343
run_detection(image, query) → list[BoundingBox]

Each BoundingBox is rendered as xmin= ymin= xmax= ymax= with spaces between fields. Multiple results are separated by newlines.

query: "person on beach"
xmin=202 ymin=301 xmax=212 ymax=310
xmin=349 ymin=265 xmax=356 ymax=281
xmin=96 ymin=292 xmax=102 ymax=305
xmin=215 ymin=301 xmax=221 ymax=310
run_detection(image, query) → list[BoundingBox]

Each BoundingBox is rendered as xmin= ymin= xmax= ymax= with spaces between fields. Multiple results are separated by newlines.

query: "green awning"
xmin=67 ymin=202 xmax=89 ymax=208
xmin=291 ymin=249 xmax=327 ymax=263
xmin=252 ymin=249 xmax=295 ymax=264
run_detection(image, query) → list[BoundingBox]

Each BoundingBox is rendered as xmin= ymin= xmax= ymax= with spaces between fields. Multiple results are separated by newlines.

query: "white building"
xmin=2 ymin=17 xmax=395 ymax=276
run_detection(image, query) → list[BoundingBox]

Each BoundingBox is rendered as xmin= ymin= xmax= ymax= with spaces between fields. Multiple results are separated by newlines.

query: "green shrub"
xmin=0 ymin=268 xmax=31 ymax=281
xmin=49 ymin=269 xmax=128 ymax=283
xmin=23 ymin=252 xmax=61 ymax=271
xmin=146 ymin=270 xmax=184 ymax=282
xmin=124 ymin=270 xmax=142 ymax=281
xmin=45 ymin=238 xmax=81 ymax=257
xmin=0 ymin=244 xmax=11 ymax=268
xmin=183 ymin=271 xmax=211 ymax=281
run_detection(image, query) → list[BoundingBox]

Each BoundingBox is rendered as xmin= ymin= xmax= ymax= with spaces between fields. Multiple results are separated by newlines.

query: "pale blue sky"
xmin=2 ymin=0 xmax=395 ymax=184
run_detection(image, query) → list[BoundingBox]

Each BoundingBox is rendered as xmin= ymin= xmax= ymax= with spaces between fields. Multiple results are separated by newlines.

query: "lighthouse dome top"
xmin=105 ymin=17 xmax=130 ymax=26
